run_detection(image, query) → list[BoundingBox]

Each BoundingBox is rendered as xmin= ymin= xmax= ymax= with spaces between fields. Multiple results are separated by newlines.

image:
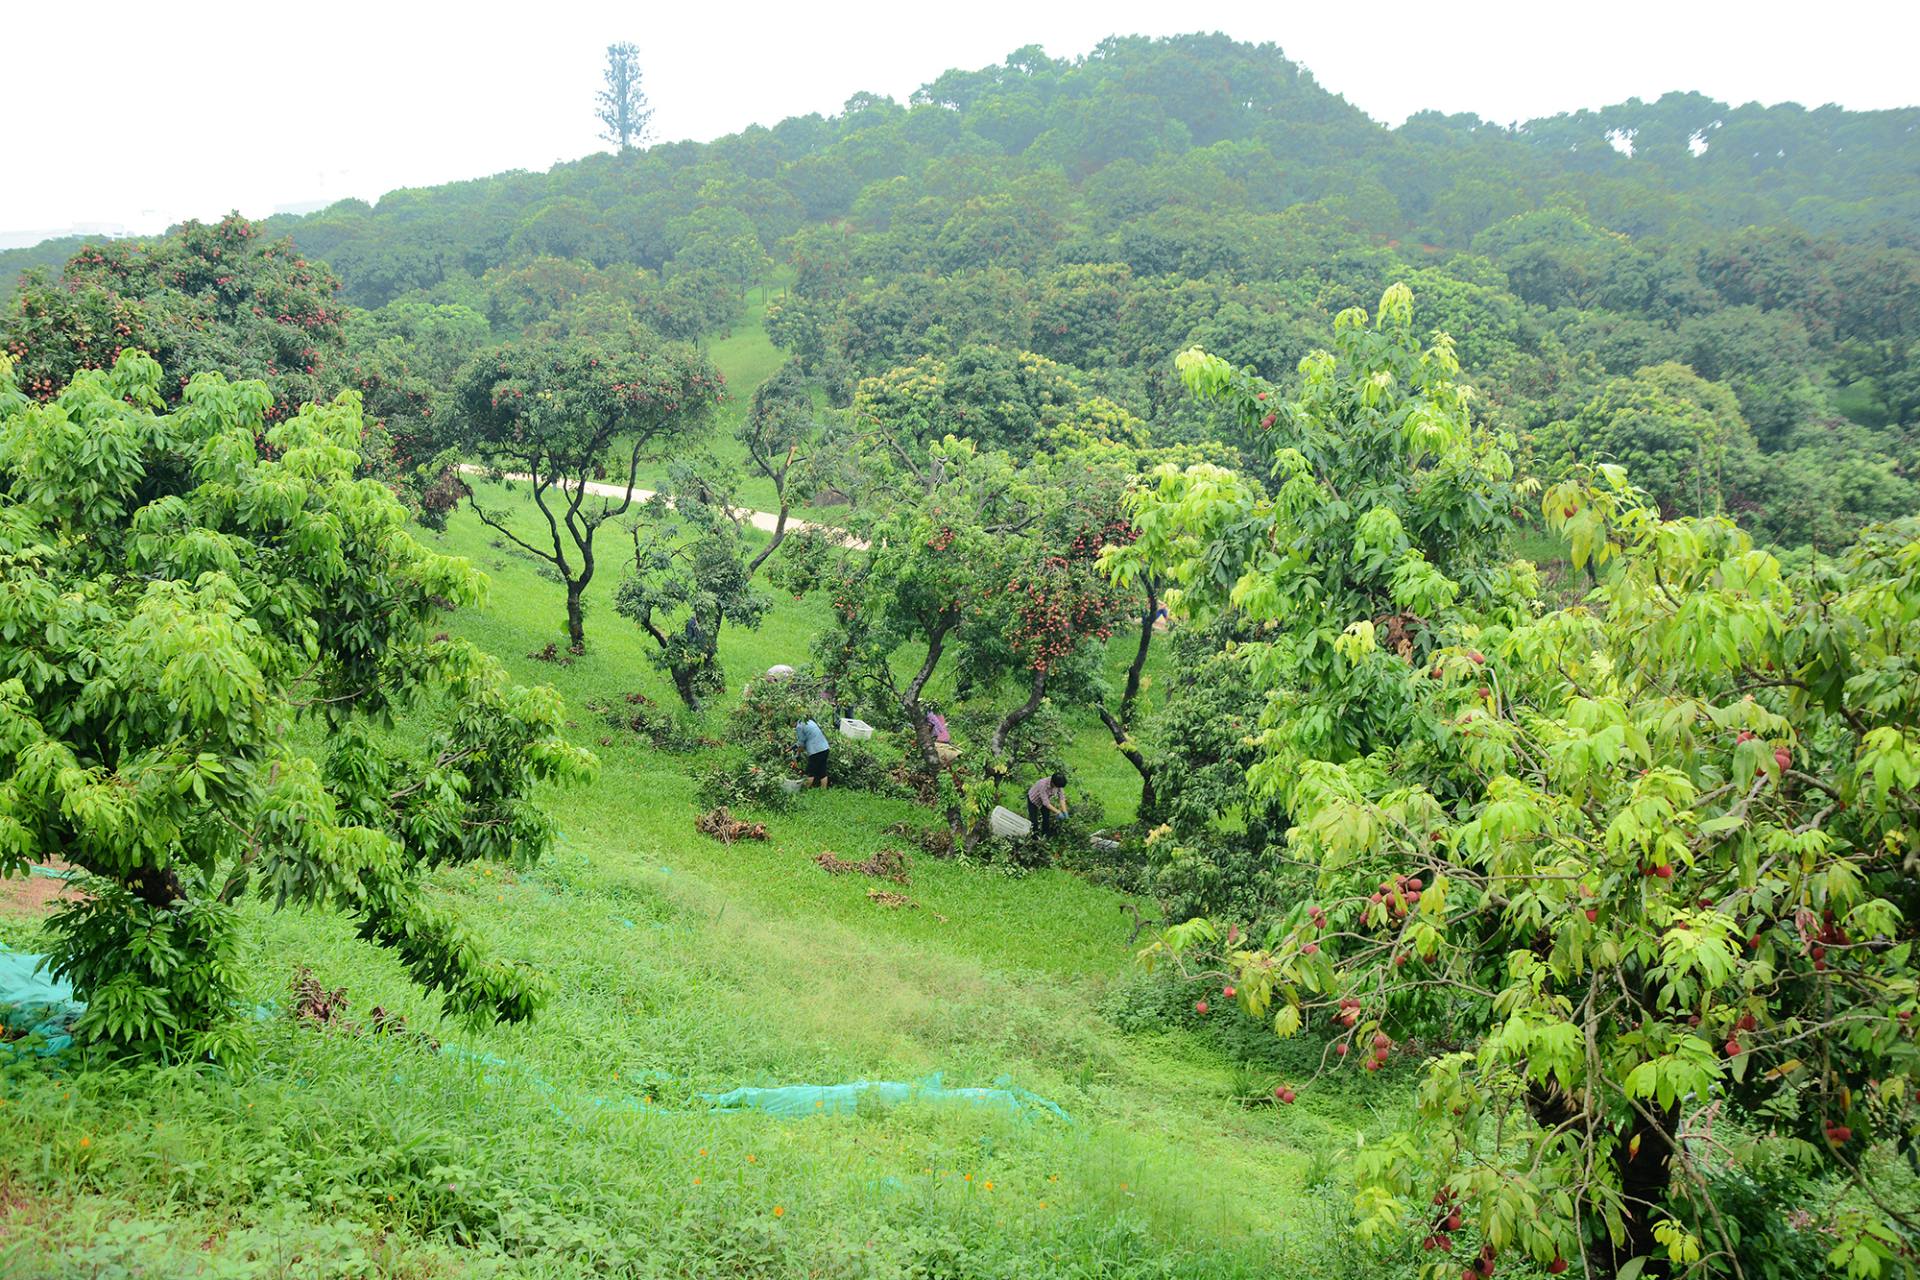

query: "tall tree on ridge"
xmin=595 ymin=41 xmax=652 ymax=153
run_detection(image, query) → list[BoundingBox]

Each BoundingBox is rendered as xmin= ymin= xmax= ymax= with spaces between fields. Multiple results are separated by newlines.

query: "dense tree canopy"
xmin=0 ymin=351 xmax=593 ymax=1060
xmin=1535 ymin=362 xmax=1756 ymax=519
xmin=1118 ymin=291 xmax=1920 ymax=1280
xmin=5 ymin=35 xmax=1912 ymax=551
xmin=2 ymin=214 xmax=346 ymax=422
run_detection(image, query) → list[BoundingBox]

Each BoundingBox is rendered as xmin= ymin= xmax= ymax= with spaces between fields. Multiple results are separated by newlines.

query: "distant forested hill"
xmin=0 ymin=235 xmax=91 ymax=297
xmin=7 ymin=33 xmax=1918 ymax=549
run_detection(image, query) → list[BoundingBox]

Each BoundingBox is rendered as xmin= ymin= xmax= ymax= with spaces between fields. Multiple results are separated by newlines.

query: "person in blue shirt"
xmin=795 ymin=718 xmax=831 ymax=789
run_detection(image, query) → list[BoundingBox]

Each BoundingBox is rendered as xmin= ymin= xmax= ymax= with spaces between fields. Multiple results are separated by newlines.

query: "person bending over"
xmin=796 ymin=717 xmax=831 ymax=789
xmin=1027 ymin=770 xmax=1068 ymax=838
xmin=926 ymin=708 xmax=959 ymax=765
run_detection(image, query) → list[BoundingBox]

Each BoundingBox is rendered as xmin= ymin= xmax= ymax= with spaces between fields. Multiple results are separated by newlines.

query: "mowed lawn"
xmin=0 ymin=313 xmax=1424 ymax=1280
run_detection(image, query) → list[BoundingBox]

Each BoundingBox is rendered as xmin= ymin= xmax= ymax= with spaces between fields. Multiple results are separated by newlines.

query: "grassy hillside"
xmin=0 ymin=312 xmax=1428 ymax=1280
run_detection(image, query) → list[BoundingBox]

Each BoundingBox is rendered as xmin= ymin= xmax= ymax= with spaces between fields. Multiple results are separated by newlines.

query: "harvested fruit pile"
xmin=814 ymin=847 xmax=910 ymax=884
xmin=696 ymin=807 xmax=769 ymax=843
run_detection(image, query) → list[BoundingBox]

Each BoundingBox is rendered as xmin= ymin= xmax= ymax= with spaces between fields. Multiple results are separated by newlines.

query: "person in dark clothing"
xmin=795 ymin=717 xmax=831 ymax=789
xmin=1026 ymin=770 xmax=1068 ymax=838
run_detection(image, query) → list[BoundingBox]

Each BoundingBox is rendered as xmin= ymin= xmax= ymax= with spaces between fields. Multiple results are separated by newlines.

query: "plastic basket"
xmin=780 ymin=778 xmax=804 ymax=794
xmin=838 ymin=717 xmax=874 ymax=741
xmin=988 ymin=805 xmax=1032 ymax=839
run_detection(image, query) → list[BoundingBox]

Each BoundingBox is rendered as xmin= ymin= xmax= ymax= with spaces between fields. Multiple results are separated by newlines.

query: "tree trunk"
xmin=1100 ymin=583 xmax=1160 ymax=822
xmin=963 ymin=669 xmax=1049 ymax=854
xmin=565 ymin=580 xmax=587 ymax=654
xmin=1584 ymin=1106 xmax=1679 ymax=1278
xmin=126 ymin=863 xmax=186 ymax=910
xmin=1099 ymin=705 xmax=1157 ymax=819
xmin=747 ymin=503 xmax=790 ymax=576
xmin=668 ymin=663 xmax=701 ymax=712
xmin=899 ymin=616 xmax=963 ymax=840
xmin=989 ymin=668 xmax=1048 ymax=760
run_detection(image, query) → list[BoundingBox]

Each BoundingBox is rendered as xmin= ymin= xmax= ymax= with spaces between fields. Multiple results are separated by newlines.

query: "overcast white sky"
xmin=4 ymin=0 xmax=1916 ymax=246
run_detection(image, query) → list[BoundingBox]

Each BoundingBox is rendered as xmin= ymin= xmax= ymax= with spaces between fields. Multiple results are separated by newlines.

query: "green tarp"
xmin=0 ymin=947 xmax=80 ymax=1055
xmin=705 ymin=1074 xmax=1070 ymax=1121
xmin=0 ymin=947 xmax=1070 ymax=1122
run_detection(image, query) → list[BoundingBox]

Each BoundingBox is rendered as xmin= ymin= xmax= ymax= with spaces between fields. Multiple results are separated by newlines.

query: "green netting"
xmin=0 ymin=948 xmax=1070 ymax=1123
xmin=704 ymin=1073 xmax=1070 ymax=1121
xmin=0 ymin=947 xmax=80 ymax=1055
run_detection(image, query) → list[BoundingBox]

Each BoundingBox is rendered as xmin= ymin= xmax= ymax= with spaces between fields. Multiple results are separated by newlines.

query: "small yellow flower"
xmin=746 ymin=1154 xmax=757 ymax=1164
xmin=1039 ymin=1200 xmax=1049 ymax=1210
xmin=693 ymin=1177 xmax=701 ymax=1185
xmin=1048 ymin=1174 xmax=1058 ymax=1182
xmin=78 ymin=1136 xmax=90 ymax=1148
xmin=983 ymin=1180 xmax=994 ymax=1191
xmin=699 ymin=1148 xmax=708 ymax=1157
xmin=772 ymin=1205 xmax=784 ymax=1217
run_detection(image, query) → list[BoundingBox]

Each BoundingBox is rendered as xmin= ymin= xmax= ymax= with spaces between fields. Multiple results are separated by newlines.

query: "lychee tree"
xmin=793 ymin=437 xmax=1125 ymax=844
xmin=0 ymin=352 xmax=595 ymax=1062
xmin=801 ymin=438 xmax=1046 ymax=779
xmin=450 ymin=332 xmax=722 ymax=652
xmin=613 ymin=465 xmax=771 ymax=711
xmin=1 ymin=214 xmax=347 ymax=424
xmin=1120 ymin=287 xmax=1919 ymax=1278
xmin=737 ymin=362 xmax=847 ymax=575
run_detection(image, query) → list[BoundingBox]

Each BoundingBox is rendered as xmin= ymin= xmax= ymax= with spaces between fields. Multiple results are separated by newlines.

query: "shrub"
xmin=724 ymin=667 xmax=905 ymax=796
xmin=692 ymin=759 xmax=797 ymax=813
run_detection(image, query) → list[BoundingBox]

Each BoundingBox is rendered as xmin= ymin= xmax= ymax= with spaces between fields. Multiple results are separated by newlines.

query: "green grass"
xmin=1834 ymin=378 xmax=1892 ymax=430
xmin=627 ymin=286 xmax=810 ymax=516
xmin=0 ymin=308 xmax=1424 ymax=1280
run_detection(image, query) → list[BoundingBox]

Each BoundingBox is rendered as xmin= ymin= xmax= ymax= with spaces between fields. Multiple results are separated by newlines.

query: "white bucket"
xmin=838 ymin=717 xmax=874 ymax=741
xmin=989 ymin=805 xmax=1032 ymax=839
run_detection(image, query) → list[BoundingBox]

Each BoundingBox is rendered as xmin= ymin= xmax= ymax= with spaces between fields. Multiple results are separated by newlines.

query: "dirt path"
xmin=456 ymin=466 xmax=866 ymax=549
xmin=1 ymin=862 xmax=79 ymax=918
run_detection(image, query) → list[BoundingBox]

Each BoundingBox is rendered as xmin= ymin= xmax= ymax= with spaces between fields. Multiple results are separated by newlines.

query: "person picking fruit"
xmin=1026 ymin=770 xmax=1069 ymax=839
xmin=795 ymin=717 xmax=831 ymax=789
